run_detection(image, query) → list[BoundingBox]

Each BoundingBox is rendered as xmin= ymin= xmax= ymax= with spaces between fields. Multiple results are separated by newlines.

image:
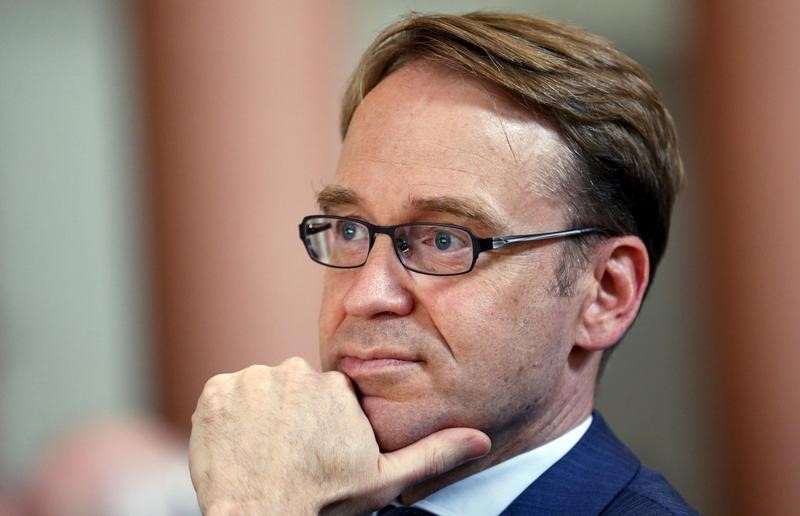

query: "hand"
xmin=189 ymin=357 xmax=491 ymax=515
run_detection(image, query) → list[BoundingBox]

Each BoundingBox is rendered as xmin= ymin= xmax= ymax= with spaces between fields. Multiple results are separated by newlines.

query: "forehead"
xmin=331 ymin=62 xmax=571 ymax=229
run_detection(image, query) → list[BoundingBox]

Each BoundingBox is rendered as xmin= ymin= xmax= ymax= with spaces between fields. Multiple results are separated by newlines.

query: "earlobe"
xmin=577 ymin=237 xmax=649 ymax=352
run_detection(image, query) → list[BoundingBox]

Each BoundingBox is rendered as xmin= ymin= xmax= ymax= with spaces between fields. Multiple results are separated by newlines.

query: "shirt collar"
xmin=409 ymin=416 xmax=593 ymax=516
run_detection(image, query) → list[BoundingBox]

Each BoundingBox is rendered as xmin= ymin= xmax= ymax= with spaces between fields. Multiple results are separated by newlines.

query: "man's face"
xmin=318 ymin=62 xmax=587 ymax=452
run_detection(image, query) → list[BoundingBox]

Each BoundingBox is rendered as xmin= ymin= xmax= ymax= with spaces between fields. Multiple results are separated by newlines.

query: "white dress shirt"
xmin=386 ymin=416 xmax=592 ymax=516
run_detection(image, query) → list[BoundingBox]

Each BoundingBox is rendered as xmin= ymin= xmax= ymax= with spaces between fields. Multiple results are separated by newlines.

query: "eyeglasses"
xmin=299 ymin=215 xmax=605 ymax=276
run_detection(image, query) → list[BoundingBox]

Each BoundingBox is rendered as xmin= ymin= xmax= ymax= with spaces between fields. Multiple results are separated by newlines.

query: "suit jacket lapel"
xmin=500 ymin=413 xmax=640 ymax=515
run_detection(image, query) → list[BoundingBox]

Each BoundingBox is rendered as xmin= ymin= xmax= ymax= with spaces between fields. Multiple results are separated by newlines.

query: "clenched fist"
xmin=189 ymin=358 xmax=490 ymax=515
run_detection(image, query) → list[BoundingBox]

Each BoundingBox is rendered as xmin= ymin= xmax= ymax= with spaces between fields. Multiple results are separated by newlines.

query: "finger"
xmin=379 ymin=428 xmax=491 ymax=489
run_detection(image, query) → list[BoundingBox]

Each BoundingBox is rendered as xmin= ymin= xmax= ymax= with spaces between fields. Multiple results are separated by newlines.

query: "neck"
xmin=399 ymin=358 xmax=598 ymax=504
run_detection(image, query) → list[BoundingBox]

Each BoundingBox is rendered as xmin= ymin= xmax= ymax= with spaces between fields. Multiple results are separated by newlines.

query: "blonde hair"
xmin=341 ymin=12 xmax=683 ymax=286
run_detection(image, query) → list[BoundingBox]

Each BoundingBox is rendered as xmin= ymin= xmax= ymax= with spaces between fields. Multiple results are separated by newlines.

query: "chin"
xmin=361 ymin=395 xmax=444 ymax=452
xmin=372 ymin=419 xmax=433 ymax=453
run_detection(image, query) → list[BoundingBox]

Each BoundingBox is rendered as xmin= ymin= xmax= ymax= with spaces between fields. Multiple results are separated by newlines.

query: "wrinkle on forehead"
xmin=446 ymin=62 xmax=574 ymax=200
xmin=357 ymin=158 xmax=485 ymax=178
xmin=339 ymin=61 xmax=573 ymax=218
xmin=379 ymin=137 xmax=501 ymax=167
xmin=472 ymin=80 xmax=572 ymax=200
xmin=478 ymin=81 xmax=521 ymax=167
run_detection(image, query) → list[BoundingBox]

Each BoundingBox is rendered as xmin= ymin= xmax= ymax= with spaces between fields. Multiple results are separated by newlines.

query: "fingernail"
xmin=464 ymin=435 xmax=491 ymax=459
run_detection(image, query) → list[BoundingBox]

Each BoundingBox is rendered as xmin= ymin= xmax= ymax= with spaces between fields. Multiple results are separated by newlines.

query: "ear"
xmin=574 ymin=236 xmax=650 ymax=352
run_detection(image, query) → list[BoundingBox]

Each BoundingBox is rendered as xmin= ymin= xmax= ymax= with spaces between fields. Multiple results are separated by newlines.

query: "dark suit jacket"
xmin=500 ymin=413 xmax=697 ymax=515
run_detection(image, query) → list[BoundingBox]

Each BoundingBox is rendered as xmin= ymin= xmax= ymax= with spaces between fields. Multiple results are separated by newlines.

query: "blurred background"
xmin=1 ymin=1 xmax=799 ymax=515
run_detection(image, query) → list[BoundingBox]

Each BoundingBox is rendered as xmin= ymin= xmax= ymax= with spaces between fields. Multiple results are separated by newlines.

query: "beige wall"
xmin=139 ymin=0 xmax=344 ymax=431
xmin=694 ymin=1 xmax=800 ymax=513
xmin=0 ymin=0 xmax=149 ymax=484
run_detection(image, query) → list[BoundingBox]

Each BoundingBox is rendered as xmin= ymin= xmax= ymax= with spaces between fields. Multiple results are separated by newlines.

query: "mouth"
xmin=337 ymin=350 xmax=423 ymax=381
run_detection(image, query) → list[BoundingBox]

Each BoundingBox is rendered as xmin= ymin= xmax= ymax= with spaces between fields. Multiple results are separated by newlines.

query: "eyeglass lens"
xmin=302 ymin=217 xmax=474 ymax=275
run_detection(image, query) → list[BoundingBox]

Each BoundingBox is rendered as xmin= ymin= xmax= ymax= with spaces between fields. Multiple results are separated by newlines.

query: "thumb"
xmin=378 ymin=428 xmax=491 ymax=490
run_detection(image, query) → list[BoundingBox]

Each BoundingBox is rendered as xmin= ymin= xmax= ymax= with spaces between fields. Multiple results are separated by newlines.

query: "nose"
xmin=342 ymin=234 xmax=414 ymax=318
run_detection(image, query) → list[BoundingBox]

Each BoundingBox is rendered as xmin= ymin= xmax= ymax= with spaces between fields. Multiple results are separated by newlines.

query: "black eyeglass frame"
xmin=299 ymin=214 xmax=607 ymax=277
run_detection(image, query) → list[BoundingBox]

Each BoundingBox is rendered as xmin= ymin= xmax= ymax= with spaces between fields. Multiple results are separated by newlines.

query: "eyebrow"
xmin=409 ymin=196 xmax=505 ymax=232
xmin=317 ymin=184 xmax=361 ymax=213
xmin=316 ymin=185 xmax=506 ymax=232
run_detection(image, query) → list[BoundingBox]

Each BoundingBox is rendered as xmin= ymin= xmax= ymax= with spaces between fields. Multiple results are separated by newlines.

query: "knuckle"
xmin=281 ymin=356 xmax=310 ymax=370
xmin=425 ymin=448 xmax=449 ymax=477
xmin=235 ymin=365 xmax=277 ymax=398
xmin=196 ymin=373 xmax=236 ymax=418
xmin=190 ymin=408 xmax=201 ymax=427
xmin=323 ymin=370 xmax=352 ymax=390
xmin=199 ymin=373 xmax=232 ymax=401
xmin=275 ymin=357 xmax=315 ymax=384
xmin=239 ymin=364 xmax=270 ymax=381
xmin=202 ymin=373 xmax=225 ymax=391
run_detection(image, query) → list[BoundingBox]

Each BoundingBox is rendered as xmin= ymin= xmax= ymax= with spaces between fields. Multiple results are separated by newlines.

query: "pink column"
xmin=137 ymin=1 xmax=344 ymax=433
xmin=694 ymin=1 xmax=800 ymax=513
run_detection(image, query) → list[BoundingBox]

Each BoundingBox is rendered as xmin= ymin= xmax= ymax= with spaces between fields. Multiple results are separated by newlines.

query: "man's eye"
xmin=435 ymin=231 xmax=452 ymax=250
xmin=396 ymin=238 xmax=411 ymax=254
xmin=432 ymin=230 xmax=468 ymax=251
xmin=340 ymin=222 xmax=363 ymax=241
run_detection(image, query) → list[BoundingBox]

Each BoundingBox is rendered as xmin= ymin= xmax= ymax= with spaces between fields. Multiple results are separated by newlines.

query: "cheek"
xmin=428 ymin=277 xmax=521 ymax=374
xmin=318 ymin=274 xmax=348 ymax=368
xmin=430 ymin=270 xmax=539 ymax=348
xmin=421 ymin=279 xmax=567 ymax=432
xmin=429 ymin=273 xmax=566 ymax=384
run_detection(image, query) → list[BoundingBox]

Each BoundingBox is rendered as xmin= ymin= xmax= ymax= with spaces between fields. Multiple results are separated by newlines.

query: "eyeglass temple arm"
xmin=485 ymin=227 xmax=604 ymax=251
xmin=301 ymin=222 xmax=333 ymax=236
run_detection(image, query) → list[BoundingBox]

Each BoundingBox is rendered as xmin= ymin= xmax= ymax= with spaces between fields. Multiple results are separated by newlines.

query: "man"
xmin=189 ymin=12 xmax=696 ymax=515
